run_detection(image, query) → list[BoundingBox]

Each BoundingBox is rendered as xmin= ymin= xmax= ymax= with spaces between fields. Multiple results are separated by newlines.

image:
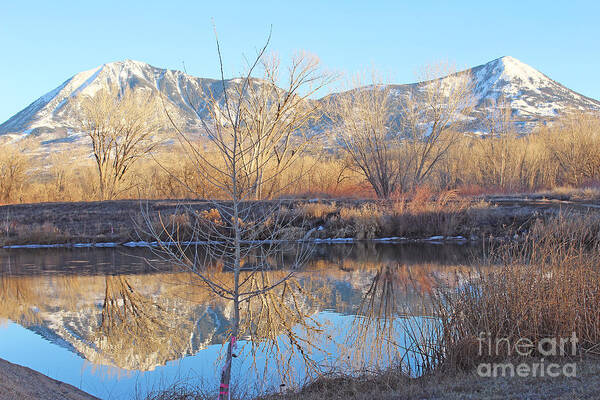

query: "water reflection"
xmin=0 ymin=244 xmax=479 ymax=397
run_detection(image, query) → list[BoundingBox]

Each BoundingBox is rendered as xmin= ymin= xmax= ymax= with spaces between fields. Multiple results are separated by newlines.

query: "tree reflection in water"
xmin=342 ymin=263 xmax=463 ymax=376
xmin=0 ymin=247 xmax=474 ymax=390
xmin=95 ymin=275 xmax=194 ymax=371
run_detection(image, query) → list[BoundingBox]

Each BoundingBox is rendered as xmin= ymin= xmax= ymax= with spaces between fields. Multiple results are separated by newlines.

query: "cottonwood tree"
xmin=401 ymin=64 xmax=474 ymax=190
xmin=544 ymin=112 xmax=600 ymax=186
xmin=79 ymin=87 xmax=163 ymax=200
xmin=474 ymin=97 xmax=528 ymax=190
xmin=143 ymin=32 xmax=332 ymax=399
xmin=332 ymin=76 xmax=403 ymax=198
xmin=0 ymin=142 xmax=30 ymax=203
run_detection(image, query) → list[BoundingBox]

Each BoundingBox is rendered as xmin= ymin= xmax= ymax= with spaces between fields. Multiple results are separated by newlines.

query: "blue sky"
xmin=1 ymin=0 xmax=599 ymax=122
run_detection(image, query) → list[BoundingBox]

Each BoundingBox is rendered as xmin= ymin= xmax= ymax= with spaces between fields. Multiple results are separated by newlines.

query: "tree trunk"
xmin=219 ymin=332 xmax=237 ymax=400
xmin=219 ymin=196 xmax=242 ymax=399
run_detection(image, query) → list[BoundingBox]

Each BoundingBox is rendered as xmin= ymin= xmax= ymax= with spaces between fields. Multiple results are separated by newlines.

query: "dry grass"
xmin=298 ymin=189 xmax=488 ymax=240
xmin=298 ymin=201 xmax=338 ymax=219
xmin=141 ymin=358 xmax=600 ymax=400
xmin=434 ymin=212 xmax=600 ymax=372
xmin=1 ymin=113 xmax=599 ymax=204
xmin=1 ymin=221 xmax=70 ymax=245
xmin=338 ymin=203 xmax=383 ymax=239
xmin=140 ymin=381 xmax=216 ymax=400
xmin=536 ymin=185 xmax=600 ymax=201
xmin=261 ymin=359 xmax=600 ymax=400
xmin=0 ymin=194 xmax=556 ymax=245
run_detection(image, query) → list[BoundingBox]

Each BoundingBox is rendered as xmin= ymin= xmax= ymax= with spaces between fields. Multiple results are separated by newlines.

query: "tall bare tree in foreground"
xmin=332 ymin=75 xmax=403 ymax=198
xmin=79 ymin=87 xmax=163 ymax=200
xmin=144 ymin=32 xmax=332 ymax=399
xmin=402 ymin=64 xmax=474 ymax=189
xmin=233 ymin=52 xmax=330 ymax=199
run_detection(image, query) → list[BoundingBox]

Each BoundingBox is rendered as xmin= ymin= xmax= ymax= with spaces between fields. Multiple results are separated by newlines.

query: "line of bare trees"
xmin=332 ymin=64 xmax=475 ymax=198
xmin=2 ymin=111 xmax=600 ymax=204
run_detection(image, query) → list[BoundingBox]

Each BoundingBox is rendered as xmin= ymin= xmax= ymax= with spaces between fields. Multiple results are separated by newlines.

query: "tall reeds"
xmin=432 ymin=212 xmax=600 ymax=371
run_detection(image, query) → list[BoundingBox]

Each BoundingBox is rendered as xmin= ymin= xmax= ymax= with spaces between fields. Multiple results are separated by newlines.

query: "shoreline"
xmin=0 ymin=196 xmax=590 ymax=248
xmin=1 ymin=234 xmax=476 ymax=249
xmin=0 ymin=357 xmax=98 ymax=400
xmin=261 ymin=357 xmax=600 ymax=400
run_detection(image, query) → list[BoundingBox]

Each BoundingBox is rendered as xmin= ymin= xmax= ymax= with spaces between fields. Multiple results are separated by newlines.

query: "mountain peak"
xmin=479 ymin=55 xmax=549 ymax=87
xmin=467 ymin=55 xmax=600 ymax=124
xmin=1 ymin=57 xmax=599 ymax=144
xmin=102 ymin=59 xmax=154 ymax=70
xmin=501 ymin=56 xmax=546 ymax=81
xmin=496 ymin=55 xmax=521 ymax=64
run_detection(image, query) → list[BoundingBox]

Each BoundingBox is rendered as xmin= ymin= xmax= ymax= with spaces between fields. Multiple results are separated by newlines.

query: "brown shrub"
xmin=299 ymin=202 xmax=338 ymax=219
xmin=2 ymin=221 xmax=69 ymax=245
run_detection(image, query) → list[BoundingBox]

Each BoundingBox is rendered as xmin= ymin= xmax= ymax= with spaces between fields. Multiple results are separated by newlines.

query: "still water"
xmin=0 ymin=243 xmax=480 ymax=399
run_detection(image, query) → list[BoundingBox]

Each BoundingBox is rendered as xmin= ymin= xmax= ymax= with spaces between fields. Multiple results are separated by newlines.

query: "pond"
xmin=0 ymin=243 xmax=482 ymax=399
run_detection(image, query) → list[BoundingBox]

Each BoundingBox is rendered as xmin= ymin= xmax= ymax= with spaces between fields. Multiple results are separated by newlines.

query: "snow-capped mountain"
xmin=467 ymin=56 xmax=600 ymax=130
xmin=376 ymin=56 xmax=600 ymax=133
xmin=0 ymin=59 xmax=227 ymax=146
xmin=1 ymin=56 xmax=598 ymax=149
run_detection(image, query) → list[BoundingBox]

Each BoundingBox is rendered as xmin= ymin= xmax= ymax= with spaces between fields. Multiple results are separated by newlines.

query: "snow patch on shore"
xmin=2 ymin=235 xmax=476 ymax=249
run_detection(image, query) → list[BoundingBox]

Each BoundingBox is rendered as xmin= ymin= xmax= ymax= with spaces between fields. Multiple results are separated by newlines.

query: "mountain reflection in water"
xmin=0 ymin=243 xmax=480 ymax=398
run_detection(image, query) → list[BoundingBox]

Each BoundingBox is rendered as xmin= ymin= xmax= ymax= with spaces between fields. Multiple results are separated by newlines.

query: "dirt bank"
xmin=0 ymin=358 xmax=98 ymax=400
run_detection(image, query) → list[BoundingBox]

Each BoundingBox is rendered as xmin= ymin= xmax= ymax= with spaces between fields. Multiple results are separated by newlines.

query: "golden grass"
xmin=434 ymin=212 xmax=600 ymax=371
xmin=1 ymin=221 xmax=70 ymax=245
xmin=298 ymin=202 xmax=338 ymax=219
xmin=537 ymin=185 xmax=600 ymax=201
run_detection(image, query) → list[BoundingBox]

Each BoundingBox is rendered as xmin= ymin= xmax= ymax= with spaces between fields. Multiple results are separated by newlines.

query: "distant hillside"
xmin=1 ymin=56 xmax=598 ymax=153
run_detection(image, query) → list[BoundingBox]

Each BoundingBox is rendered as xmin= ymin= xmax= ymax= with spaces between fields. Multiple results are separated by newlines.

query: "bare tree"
xmin=474 ymin=97 xmax=527 ymax=190
xmin=79 ymin=86 xmax=164 ymax=200
xmin=236 ymin=52 xmax=333 ymax=199
xmin=544 ymin=112 xmax=600 ymax=186
xmin=402 ymin=63 xmax=474 ymax=189
xmin=143 ymin=32 xmax=332 ymax=399
xmin=332 ymin=75 xmax=403 ymax=198
xmin=0 ymin=143 xmax=30 ymax=203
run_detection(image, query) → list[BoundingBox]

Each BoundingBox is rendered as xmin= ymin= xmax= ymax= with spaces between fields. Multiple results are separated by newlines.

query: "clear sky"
xmin=1 ymin=0 xmax=599 ymax=123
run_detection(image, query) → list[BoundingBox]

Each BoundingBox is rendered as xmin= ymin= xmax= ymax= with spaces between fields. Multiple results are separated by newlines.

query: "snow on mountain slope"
xmin=0 ymin=60 xmax=224 ymax=145
xmin=375 ymin=55 xmax=600 ymax=133
xmin=469 ymin=56 xmax=600 ymax=124
xmin=1 ymin=57 xmax=599 ymax=150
